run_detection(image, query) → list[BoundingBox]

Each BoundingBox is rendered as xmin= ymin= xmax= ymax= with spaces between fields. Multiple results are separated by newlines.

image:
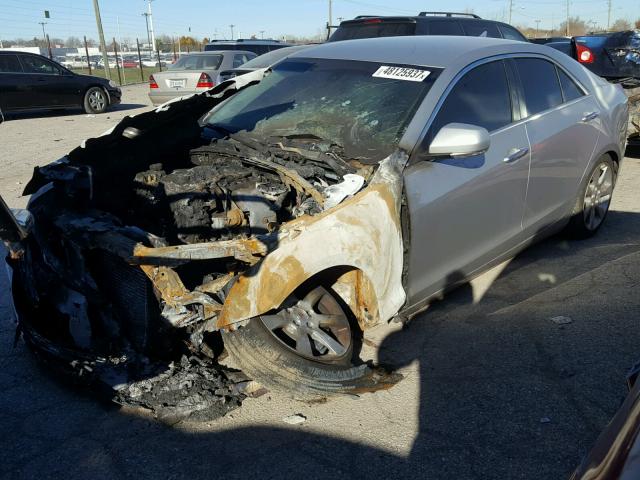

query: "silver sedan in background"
xmin=148 ymin=50 xmax=256 ymax=105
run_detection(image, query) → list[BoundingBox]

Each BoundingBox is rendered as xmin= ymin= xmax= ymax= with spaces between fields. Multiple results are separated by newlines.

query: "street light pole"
xmin=535 ymin=19 xmax=540 ymax=36
xmin=147 ymin=0 xmax=156 ymax=52
xmin=260 ymin=30 xmax=265 ymax=39
xmin=91 ymin=0 xmax=111 ymax=79
xmin=229 ymin=24 xmax=235 ymax=40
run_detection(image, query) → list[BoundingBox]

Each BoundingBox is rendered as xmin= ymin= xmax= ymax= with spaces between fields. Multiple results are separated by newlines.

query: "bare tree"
xmin=611 ymin=19 xmax=632 ymax=31
xmin=65 ymin=36 xmax=83 ymax=47
xmin=558 ymin=16 xmax=588 ymax=36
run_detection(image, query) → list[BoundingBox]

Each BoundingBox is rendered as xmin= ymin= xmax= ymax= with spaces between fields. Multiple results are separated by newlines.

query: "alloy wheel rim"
xmin=259 ymin=286 xmax=352 ymax=363
xmin=583 ymin=162 xmax=613 ymax=231
xmin=89 ymin=90 xmax=106 ymax=110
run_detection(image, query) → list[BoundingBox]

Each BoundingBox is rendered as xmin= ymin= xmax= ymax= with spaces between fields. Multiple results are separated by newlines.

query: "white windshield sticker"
xmin=372 ymin=65 xmax=431 ymax=82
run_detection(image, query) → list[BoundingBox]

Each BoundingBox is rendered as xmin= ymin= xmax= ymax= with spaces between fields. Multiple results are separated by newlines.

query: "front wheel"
xmin=83 ymin=87 xmax=108 ymax=114
xmin=564 ymin=155 xmax=617 ymax=238
xmin=222 ymin=286 xmax=368 ymax=398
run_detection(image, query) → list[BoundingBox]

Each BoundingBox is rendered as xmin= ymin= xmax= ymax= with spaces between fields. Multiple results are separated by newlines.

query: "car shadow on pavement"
xmin=2 ymin=211 xmax=640 ymax=479
xmin=2 ymin=104 xmax=148 ymax=121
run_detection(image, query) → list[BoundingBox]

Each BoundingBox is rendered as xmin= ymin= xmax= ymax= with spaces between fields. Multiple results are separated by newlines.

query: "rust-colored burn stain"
xmin=197 ymin=273 xmax=234 ymax=295
xmin=139 ymin=265 xmax=189 ymax=304
xmin=132 ymin=237 xmax=267 ymax=265
xmin=216 ymin=185 xmax=403 ymax=329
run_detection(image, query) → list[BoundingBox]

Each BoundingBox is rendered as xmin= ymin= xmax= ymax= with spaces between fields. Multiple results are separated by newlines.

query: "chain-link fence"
xmin=50 ymin=36 xmax=204 ymax=86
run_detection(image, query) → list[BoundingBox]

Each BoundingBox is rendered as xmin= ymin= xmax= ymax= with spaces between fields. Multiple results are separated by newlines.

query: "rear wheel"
xmin=564 ymin=155 xmax=616 ymax=238
xmin=83 ymin=87 xmax=108 ymax=114
xmin=222 ymin=286 xmax=366 ymax=398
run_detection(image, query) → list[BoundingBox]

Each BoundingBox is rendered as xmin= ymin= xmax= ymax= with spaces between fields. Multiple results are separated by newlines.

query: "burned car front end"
xmin=2 ymin=56 xmax=438 ymax=403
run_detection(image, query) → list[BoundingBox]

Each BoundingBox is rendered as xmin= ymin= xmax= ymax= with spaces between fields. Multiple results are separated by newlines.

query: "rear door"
xmin=0 ymin=54 xmax=26 ymax=111
xmin=404 ymin=59 xmax=531 ymax=304
xmin=512 ymin=57 xmax=601 ymax=232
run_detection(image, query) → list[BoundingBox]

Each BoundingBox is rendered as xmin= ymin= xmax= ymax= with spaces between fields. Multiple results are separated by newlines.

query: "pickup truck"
xmin=535 ymin=30 xmax=640 ymax=141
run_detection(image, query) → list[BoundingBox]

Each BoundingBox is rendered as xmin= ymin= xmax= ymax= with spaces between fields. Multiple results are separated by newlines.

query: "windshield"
xmin=206 ymin=58 xmax=439 ymax=161
xmin=170 ymin=54 xmax=223 ymax=70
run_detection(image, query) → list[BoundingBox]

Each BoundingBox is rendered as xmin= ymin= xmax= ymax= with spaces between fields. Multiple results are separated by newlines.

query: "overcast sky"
xmin=0 ymin=0 xmax=637 ymax=42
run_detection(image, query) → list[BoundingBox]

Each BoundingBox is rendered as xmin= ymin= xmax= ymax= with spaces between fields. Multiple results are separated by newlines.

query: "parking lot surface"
xmin=1 ymin=83 xmax=639 ymax=479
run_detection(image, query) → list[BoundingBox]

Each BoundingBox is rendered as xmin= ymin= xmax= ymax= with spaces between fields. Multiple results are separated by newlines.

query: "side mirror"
xmin=428 ymin=123 xmax=490 ymax=158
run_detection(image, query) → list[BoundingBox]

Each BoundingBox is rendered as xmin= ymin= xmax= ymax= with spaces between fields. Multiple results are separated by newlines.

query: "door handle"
xmin=503 ymin=147 xmax=529 ymax=164
xmin=581 ymin=111 xmax=599 ymax=122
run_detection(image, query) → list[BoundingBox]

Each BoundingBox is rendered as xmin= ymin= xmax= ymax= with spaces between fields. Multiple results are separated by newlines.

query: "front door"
xmin=18 ymin=54 xmax=80 ymax=107
xmin=404 ymin=59 xmax=531 ymax=305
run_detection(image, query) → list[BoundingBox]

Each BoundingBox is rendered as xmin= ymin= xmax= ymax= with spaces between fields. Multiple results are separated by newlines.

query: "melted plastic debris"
xmin=114 ymin=356 xmax=245 ymax=422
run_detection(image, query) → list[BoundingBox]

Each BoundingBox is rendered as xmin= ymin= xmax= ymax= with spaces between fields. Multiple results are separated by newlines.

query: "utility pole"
xmin=565 ymin=0 xmax=570 ymax=36
xmin=92 ymin=0 xmax=111 ymax=79
xmin=328 ymin=0 xmax=333 ymax=35
xmin=229 ymin=24 xmax=235 ymax=40
xmin=260 ymin=30 xmax=265 ymax=39
xmin=607 ymin=0 xmax=612 ymax=30
xmin=38 ymin=21 xmax=47 ymax=43
xmin=142 ymin=13 xmax=152 ymax=53
xmin=535 ymin=19 xmax=540 ymax=37
xmin=508 ymin=0 xmax=513 ymax=25
xmin=117 ymin=16 xmax=123 ymax=53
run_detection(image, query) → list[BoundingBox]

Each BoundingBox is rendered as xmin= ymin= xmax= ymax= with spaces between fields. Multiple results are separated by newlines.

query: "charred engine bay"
xmin=130 ymin=134 xmax=362 ymax=245
xmin=12 ymin=128 xmax=374 ymax=420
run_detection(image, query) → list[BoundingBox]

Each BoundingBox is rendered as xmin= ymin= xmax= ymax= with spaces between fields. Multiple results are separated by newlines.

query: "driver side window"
xmin=19 ymin=55 xmax=61 ymax=75
xmin=430 ymin=60 xmax=512 ymax=138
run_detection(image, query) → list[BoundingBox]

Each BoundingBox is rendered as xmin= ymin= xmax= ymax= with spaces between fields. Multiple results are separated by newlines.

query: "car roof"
xmin=288 ymin=35 xmax=537 ymax=68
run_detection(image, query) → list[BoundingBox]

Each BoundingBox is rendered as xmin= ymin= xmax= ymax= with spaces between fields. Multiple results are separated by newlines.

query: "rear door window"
xmin=556 ymin=67 xmax=584 ymax=102
xmin=0 ymin=55 xmax=22 ymax=73
xmin=233 ymin=53 xmax=253 ymax=68
xmin=428 ymin=20 xmax=464 ymax=35
xmin=431 ymin=60 xmax=512 ymax=134
xmin=514 ymin=58 xmax=563 ymax=116
xmin=499 ymin=25 xmax=526 ymax=41
xmin=462 ymin=21 xmax=501 ymax=38
xmin=330 ymin=22 xmax=417 ymax=41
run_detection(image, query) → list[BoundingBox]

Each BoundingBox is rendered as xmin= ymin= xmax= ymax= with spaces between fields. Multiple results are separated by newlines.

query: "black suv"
xmin=329 ymin=12 xmax=527 ymax=42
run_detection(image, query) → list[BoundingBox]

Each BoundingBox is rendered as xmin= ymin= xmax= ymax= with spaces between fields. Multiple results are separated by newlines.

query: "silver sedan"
xmin=147 ymin=50 xmax=256 ymax=105
xmin=1 ymin=36 xmax=629 ymax=398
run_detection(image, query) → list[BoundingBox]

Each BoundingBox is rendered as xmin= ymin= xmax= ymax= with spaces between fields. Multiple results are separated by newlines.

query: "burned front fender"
xmin=217 ymin=151 xmax=408 ymax=331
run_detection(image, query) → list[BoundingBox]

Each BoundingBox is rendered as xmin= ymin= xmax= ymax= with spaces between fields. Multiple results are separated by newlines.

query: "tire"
xmin=564 ymin=155 xmax=617 ymax=238
xmin=222 ymin=286 xmax=368 ymax=398
xmin=83 ymin=86 xmax=108 ymax=114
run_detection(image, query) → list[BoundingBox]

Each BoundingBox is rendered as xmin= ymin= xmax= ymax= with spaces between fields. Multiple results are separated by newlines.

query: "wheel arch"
xmin=215 ymin=154 xmax=409 ymax=332
xmin=82 ymin=84 xmax=111 ymax=106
